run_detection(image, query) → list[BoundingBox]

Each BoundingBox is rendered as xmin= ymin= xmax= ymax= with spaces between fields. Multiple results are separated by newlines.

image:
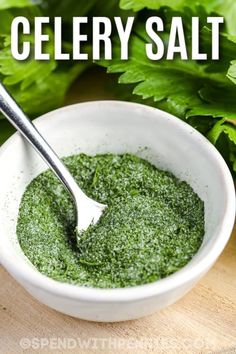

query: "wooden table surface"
xmin=0 ymin=69 xmax=236 ymax=354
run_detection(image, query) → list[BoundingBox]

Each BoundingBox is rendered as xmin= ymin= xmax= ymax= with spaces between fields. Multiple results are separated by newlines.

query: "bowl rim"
xmin=0 ymin=100 xmax=235 ymax=303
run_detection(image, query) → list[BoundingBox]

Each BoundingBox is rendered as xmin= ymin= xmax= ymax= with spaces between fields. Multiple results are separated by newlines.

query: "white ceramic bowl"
xmin=0 ymin=101 xmax=235 ymax=322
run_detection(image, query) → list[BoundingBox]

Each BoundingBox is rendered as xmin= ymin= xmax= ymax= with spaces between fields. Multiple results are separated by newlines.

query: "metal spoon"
xmin=0 ymin=83 xmax=107 ymax=234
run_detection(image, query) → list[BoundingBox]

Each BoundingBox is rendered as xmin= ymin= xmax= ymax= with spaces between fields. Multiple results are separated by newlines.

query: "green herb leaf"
xmin=39 ymin=0 xmax=98 ymax=20
xmin=119 ymin=0 xmax=236 ymax=37
xmin=103 ymin=27 xmax=236 ymax=119
xmin=208 ymin=119 xmax=236 ymax=145
xmin=0 ymin=33 xmax=88 ymax=117
xmin=119 ymin=0 xmax=219 ymax=12
xmin=0 ymin=0 xmax=33 ymax=11
xmin=213 ymin=0 xmax=236 ymax=35
xmin=101 ymin=6 xmax=236 ymax=175
xmin=208 ymin=118 xmax=236 ymax=173
xmin=0 ymin=3 xmax=89 ymax=123
xmin=227 ymin=60 xmax=236 ymax=84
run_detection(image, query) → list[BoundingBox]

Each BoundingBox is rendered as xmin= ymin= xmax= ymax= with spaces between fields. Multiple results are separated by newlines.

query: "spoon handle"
xmin=0 ymin=83 xmax=86 ymax=203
